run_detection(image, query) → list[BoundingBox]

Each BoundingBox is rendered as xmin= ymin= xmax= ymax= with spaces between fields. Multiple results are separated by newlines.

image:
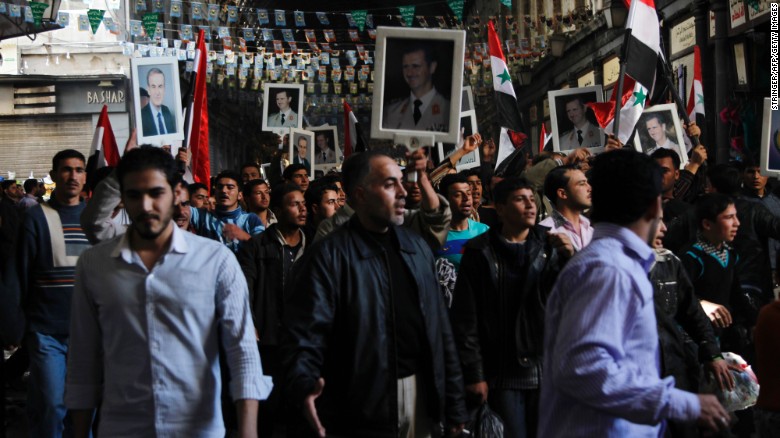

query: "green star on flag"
xmin=632 ymin=88 xmax=647 ymax=107
xmin=497 ymin=68 xmax=511 ymax=85
xmin=697 ymin=93 xmax=704 ymax=105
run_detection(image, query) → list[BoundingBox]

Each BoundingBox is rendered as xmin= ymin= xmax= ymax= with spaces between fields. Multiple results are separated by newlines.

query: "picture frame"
xmin=461 ymin=86 xmax=474 ymax=112
xmin=262 ymin=83 xmax=305 ymax=133
xmin=370 ymin=26 xmax=466 ymax=147
xmin=760 ymin=98 xmax=780 ymax=177
xmin=310 ymin=125 xmax=341 ymax=173
xmin=633 ymin=103 xmax=689 ymax=169
xmin=288 ymin=128 xmax=316 ymax=181
xmin=548 ymin=85 xmax=605 ymax=154
xmin=131 ymin=57 xmax=185 ymax=146
xmin=435 ymin=110 xmax=480 ymax=171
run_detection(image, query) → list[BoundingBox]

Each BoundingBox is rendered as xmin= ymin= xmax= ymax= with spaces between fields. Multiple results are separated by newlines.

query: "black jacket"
xmin=650 ymin=249 xmax=720 ymax=391
xmin=449 ymin=225 xmax=563 ymax=385
xmin=280 ymin=218 xmax=469 ymax=437
xmin=237 ymin=223 xmax=298 ymax=348
xmin=665 ymin=195 xmax=780 ymax=305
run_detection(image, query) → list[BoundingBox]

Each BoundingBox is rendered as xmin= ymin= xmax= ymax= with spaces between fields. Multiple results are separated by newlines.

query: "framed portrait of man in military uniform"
xmin=262 ymin=83 xmax=304 ymax=133
xmin=370 ymin=27 xmax=466 ymax=146
xmin=289 ymin=128 xmax=316 ymax=180
xmin=760 ymin=98 xmax=780 ymax=177
xmin=633 ymin=103 xmax=688 ymax=168
xmin=549 ymin=86 xmax=605 ymax=154
xmin=310 ymin=126 xmax=340 ymax=173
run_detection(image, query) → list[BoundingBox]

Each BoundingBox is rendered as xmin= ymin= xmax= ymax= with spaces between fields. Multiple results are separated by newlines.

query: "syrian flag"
xmin=539 ymin=122 xmax=552 ymax=154
xmin=88 ymin=105 xmax=120 ymax=168
xmin=488 ymin=21 xmax=524 ymax=132
xmin=343 ymin=101 xmax=366 ymax=158
xmin=686 ymin=45 xmax=704 ymax=122
xmin=187 ymin=29 xmax=211 ymax=188
xmin=587 ymin=0 xmax=659 ymax=144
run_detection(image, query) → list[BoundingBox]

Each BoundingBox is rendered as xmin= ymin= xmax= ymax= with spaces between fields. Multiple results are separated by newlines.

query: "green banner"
xmin=500 ymin=0 xmax=512 ymax=7
xmin=87 ymin=9 xmax=104 ymax=34
xmin=399 ymin=6 xmax=415 ymax=27
xmin=29 ymin=2 xmax=48 ymax=26
xmin=447 ymin=0 xmax=464 ymax=22
xmin=143 ymin=13 xmax=159 ymax=38
xmin=351 ymin=10 xmax=367 ymax=32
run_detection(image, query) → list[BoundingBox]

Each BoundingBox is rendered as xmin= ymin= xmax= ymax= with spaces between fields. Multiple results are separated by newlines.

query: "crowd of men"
xmin=0 ymin=122 xmax=779 ymax=438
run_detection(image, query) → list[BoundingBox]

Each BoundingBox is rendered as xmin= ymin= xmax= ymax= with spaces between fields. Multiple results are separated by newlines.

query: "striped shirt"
xmin=539 ymin=223 xmax=700 ymax=437
xmin=65 ymin=225 xmax=272 ymax=436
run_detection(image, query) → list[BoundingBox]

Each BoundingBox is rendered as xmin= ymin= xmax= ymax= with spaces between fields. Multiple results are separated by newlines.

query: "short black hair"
xmin=240 ymin=162 xmax=261 ymax=174
xmin=52 ymin=149 xmax=86 ymax=172
xmin=493 ymin=177 xmax=534 ymax=205
xmin=23 ymin=179 xmax=38 ymax=193
xmin=318 ymin=173 xmax=342 ymax=187
xmin=242 ymin=178 xmax=269 ymax=199
xmin=438 ymin=173 xmax=469 ymax=197
xmin=304 ymin=180 xmax=339 ymax=210
xmin=139 ymin=87 xmax=149 ymax=98
xmin=187 ymin=182 xmax=208 ymax=196
xmin=644 ymin=113 xmax=666 ymax=126
xmin=270 ymin=183 xmax=303 ymax=211
xmin=342 ymin=151 xmax=391 ymax=200
xmin=707 ymin=163 xmax=741 ymax=196
xmin=401 ymin=42 xmax=436 ymax=65
xmin=695 ymin=193 xmax=735 ymax=228
xmin=650 ymin=148 xmax=681 ymax=170
xmin=1 ymin=180 xmax=16 ymax=191
xmin=116 ymin=146 xmax=180 ymax=192
xmin=458 ymin=168 xmax=481 ymax=179
xmin=282 ymin=164 xmax=308 ymax=183
xmin=589 ymin=149 xmax=662 ymax=225
xmin=543 ymin=164 xmax=578 ymax=205
xmin=274 ymin=89 xmax=290 ymax=99
xmin=214 ymin=170 xmax=243 ymax=191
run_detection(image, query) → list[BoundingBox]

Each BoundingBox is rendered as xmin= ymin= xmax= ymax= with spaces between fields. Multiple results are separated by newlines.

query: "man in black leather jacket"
xmin=281 ymin=151 xmax=468 ymax=438
xmin=449 ymin=177 xmax=573 ymax=438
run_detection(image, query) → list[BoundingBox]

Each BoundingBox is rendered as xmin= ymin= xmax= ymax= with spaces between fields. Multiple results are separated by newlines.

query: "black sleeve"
xmin=448 ymin=248 xmax=485 ymax=385
xmin=437 ymin=274 xmax=470 ymax=426
xmin=671 ymin=256 xmax=720 ymax=361
xmin=236 ymin=236 xmax=259 ymax=324
xmin=665 ymin=209 xmax=697 ymax=255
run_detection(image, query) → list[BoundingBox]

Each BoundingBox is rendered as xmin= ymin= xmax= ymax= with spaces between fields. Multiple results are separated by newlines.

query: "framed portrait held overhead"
xmin=310 ymin=126 xmax=341 ymax=173
xmin=262 ymin=83 xmax=305 ymax=133
xmin=435 ymin=110 xmax=480 ymax=171
xmin=131 ymin=57 xmax=184 ymax=146
xmin=370 ymin=26 xmax=466 ymax=148
xmin=633 ymin=103 xmax=689 ymax=169
xmin=760 ymin=98 xmax=780 ymax=177
xmin=548 ymin=86 xmax=605 ymax=154
xmin=288 ymin=128 xmax=316 ymax=180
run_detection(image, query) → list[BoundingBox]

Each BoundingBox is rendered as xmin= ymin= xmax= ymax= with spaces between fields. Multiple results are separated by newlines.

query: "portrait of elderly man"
xmin=558 ymin=96 xmax=603 ymax=151
xmin=383 ymin=42 xmax=451 ymax=133
xmin=140 ymin=67 xmax=176 ymax=137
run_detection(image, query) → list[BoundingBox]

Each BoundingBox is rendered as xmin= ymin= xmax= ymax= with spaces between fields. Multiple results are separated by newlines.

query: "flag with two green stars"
xmin=588 ymin=0 xmax=660 ymax=144
xmin=487 ymin=20 xmax=524 ymax=133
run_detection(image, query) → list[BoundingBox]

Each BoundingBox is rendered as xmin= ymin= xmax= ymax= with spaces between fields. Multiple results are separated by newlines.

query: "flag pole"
xmin=613 ymin=29 xmax=632 ymax=138
xmin=657 ymin=50 xmax=700 ymax=147
xmin=178 ymin=31 xmax=202 ymax=173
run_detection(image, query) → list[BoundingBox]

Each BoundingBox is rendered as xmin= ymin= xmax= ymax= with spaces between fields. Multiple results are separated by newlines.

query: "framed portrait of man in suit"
xmin=370 ymin=27 xmax=466 ymax=147
xmin=633 ymin=103 xmax=688 ymax=168
xmin=262 ymin=83 xmax=304 ymax=134
xmin=131 ymin=57 xmax=184 ymax=146
xmin=549 ymin=86 xmax=605 ymax=155
xmin=310 ymin=126 xmax=340 ymax=174
xmin=760 ymin=99 xmax=780 ymax=177
xmin=289 ymin=128 xmax=316 ymax=180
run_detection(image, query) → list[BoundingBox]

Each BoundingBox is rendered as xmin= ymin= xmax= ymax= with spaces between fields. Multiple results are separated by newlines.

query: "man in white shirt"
xmin=65 ymin=146 xmax=271 ymax=437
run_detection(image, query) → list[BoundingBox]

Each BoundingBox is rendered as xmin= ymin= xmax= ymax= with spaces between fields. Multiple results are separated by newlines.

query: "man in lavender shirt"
xmin=539 ymin=150 xmax=729 ymax=437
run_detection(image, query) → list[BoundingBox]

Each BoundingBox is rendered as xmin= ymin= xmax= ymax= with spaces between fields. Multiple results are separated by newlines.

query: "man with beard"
xmin=281 ymin=151 xmax=468 ymax=437
xmin=540 ymin=165 xmax=594 ymax=252
xmin=539 ymin=150 xmax=729 ymax=437
xmin=238 ymin=183 xmax=308 ymax=436
xmin=9 ymin=149 xmax=91 ymax=436
xmin=173 ymin=180 xmax=194 ymax=232
xmin=188 ymin=182 xmax=209 ymax=209
xmin=243 ymin=179 xmax=276 ymax=228
xmin=65 ymin=146 xmax=271 ymax=437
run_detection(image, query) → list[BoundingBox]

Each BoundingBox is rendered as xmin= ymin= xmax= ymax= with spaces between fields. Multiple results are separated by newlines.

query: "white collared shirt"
xmin=409 ymin=87 xmax=438 ymax=114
